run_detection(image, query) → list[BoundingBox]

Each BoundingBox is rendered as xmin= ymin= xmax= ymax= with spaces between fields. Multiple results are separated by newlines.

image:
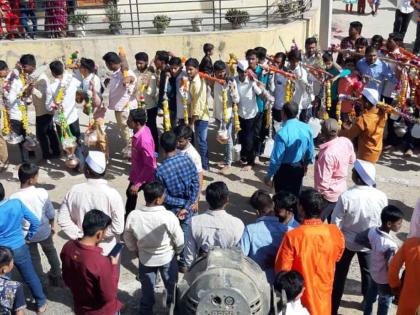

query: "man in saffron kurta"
xmin=388 ymin=237 xmax=420 ymax=315
xmin=340 ymin=88 xmax=387 ymax=163
xmin=275 ymin=189 xmax=345 ymax=315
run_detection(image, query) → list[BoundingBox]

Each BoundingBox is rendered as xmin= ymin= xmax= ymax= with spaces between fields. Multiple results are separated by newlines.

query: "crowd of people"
xmin=1 ymin=19 xmax=420 ymax=315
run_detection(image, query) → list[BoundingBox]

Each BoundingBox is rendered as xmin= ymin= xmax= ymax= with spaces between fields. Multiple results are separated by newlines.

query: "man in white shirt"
xmin=235 ymin=60 xmax=262 ymax=170
xmin=269 ymin=52 xmax=288 ymax=129
xmin=331 ymin=159 xmax=388 ymax=315
xmin=57 ymin=151 xmax=125 ymax=256
xmin=47 ymin=60 xmax=84 ymax=170
xmin=184 ymin=181 xmax=244 ymax=267
xmin=134 ymin=52 xmax=159 ymax=152
xmin=124 ymin=181 xmax=184 ymax=314
xmin=10 ymin=163 xmax=62 ymax=286
xmin=213 ymin=60 xmax=240 ymax=173
xmin=393 ymin=0 xmax=414 ymax=41
xmin=102 ymin=52 xmax=137 ymax=157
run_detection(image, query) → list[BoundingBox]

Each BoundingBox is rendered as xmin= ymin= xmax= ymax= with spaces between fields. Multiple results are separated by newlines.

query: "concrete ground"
xmin=1 ymin=2 xmax=418 ymax=313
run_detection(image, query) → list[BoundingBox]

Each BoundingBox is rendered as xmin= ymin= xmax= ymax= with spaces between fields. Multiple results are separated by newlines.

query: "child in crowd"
xmin=199 ymin=43 xmax=214 ymax=75
xmin=47 ymin=60 xmax=85 ymax=171
xmin=337 ymin=57 xmax=363 ymax=121
xmin=124 ymin=181 xmax=184 ymax=314
xmin=344 ymin=0 xmax=357 ymax=13
xmin=239 ymin=190 xmax=289 ymax=283
xmin=10 ymin=163 xmax=62 ymax=287
xmin=273 ymin=191 xmax=300 ymax=228
xmin=0 ymin=246 xmax=26 ymax=315
xmin=235 ymin=60 xmax=262 ymax=170
xmin=371 ymin=35 xmax=384 ymax=51
xmin=322 ymin=52 xmax=340 ymax=119
xmin=79 ymin=57 xmax=108 ymax=156
xmin=134 ymin=52 xmax=159 ymax=151
xmin=355 ymin=37 xmax=369 ymax=62
xmin=213 ymin=60 xmax=239 ymax=174
xmin=174 ymin=125 xmax=202 ymax=202
xmin=186 ymin=58 xmax=209 ymax=171
xmin=274 ymin=271 xmax=310 ymax=315
xmin=363 ymin=205 xmax=403 ymax=315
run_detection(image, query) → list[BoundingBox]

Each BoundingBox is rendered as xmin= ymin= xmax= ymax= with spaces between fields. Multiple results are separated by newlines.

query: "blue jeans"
xmin=20 ymin=5 xmax=37 ymax=35
xmin=13 ymin=244 xmax=46 ymax=308
xmin=194 ymin=120 xmax=209 ymax=170
xmin=138 ymin=257 xmax=178 ymax=315
xmin=363 ymin=281 xmax=393 ymax=315
xmin=216 ymin=118 xmax=233 ymax=166
xmin=178 ymin=218 xmax=191 ymax=268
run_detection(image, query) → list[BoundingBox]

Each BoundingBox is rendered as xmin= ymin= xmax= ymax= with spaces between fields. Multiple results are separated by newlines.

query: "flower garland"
xmin=18 ymin=71 xmax=29 ymax=132
xmin=138 ymin=84 xmax=146 ymax=109
xmin=285 ymin=79 xmax=293 ymax=103
xmin=2 ymin=108 xmax=9 ymax=135
xmin=409 ymin=67 xmax=418 ymax=105
xmin=228 ymin=80 xmax=240 ymax=133
xmin=398 ymin=72 xmax=408 ymax=110
xmin=336 ymin=100 xmax=342 ymax=126
xmin=222 ymin=87 xmax=229 ymax=124
xmin=54 ymin=78 xmax=75 ymax=143
xmin=163 ymin=75 xmax=171 ymax=131
xmin=182 ymin=77 xmax=189 ymax=124
xmin=324 ymin=80 xmax=332 ymax=120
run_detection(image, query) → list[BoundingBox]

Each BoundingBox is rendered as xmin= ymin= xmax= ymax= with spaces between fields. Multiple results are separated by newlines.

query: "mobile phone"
xmin=108 ymin=242 xmax=124 ymax=257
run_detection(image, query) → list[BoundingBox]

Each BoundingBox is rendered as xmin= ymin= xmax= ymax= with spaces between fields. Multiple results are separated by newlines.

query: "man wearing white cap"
xmin=340 ymin=87 xmax=387 ymax=163
xmin=235 ymin=59 xmax=263 ymax=170
xmin=58 ymin=150 xmax=125 ymax=256
xmin=331 ymin=159 xmax=388 ymax=315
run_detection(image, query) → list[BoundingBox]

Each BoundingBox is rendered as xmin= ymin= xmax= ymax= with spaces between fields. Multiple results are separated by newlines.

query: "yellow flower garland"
xmin=2 ymin=108 xmax=9 ymax=135
xmin=138 ymin=83 xmax=146 ymax=109
xmin=336 ymin=100 xmax=342 ymax=126
xmin=233 ymin=103 xmax=241 ymax=133
xmin=398 ymin=73 xmax=408 ymax=109
xmin=163 ymin=98 xmax=171 ymax=131
xmin=324 ymin=80 xmax=332 ymax=120
xmin=182 ymin=77 xmax=189 ymax=124
xmin=285 ymin=79 xmax=293 ymax=103
xmin=19 ymin=104 xmax=28 ymax=131
xmin=222 ymin=88 xmax=228 ymax=124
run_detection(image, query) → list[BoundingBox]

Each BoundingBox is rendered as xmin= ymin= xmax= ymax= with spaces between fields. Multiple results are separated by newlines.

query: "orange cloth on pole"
xmin=275 ymin=219 xmax=345 ymax=315
xmin=339 ymin=107 xmax=387 ymax=163
xmin=388 ymin=237 xmax=420 ymax=315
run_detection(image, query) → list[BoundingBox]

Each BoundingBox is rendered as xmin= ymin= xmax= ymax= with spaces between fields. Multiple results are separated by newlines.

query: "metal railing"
xmin=0 ymin=0 xmax=312 ymax=39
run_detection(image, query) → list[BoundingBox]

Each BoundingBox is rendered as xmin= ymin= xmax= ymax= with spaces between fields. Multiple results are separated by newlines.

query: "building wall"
xmin=0 ymin=5 xmax=320 ymax=70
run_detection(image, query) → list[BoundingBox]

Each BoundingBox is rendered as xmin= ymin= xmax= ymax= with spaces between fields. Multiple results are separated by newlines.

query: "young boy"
xmin=363 ymin=205 xmax=403 ymax=315
xmin=124 ymin=181 xmax=184 ymax=314
xmin=235 ymin=60 xmax=262 ymax=170
xmin=274 ymin=271 xmax=310 ymax=315
xmin=79 ymin=57 xmax=108 ymax=155
xmin=213 ymin=60 xmax=239 ymax=174
xmin=126 ymin=108 xmax=157 ymax=215
xmin=10 ymin=163 xmax=62 ymax=287
xmin=47 ymin=60 xmax=84 ymax=171
xmin=102 ymin=51 xmax=137 ymax=157
xmin=239 ymin=190 xmax=289 ymax=283
xmin=199 ymin=43 xmax=214 ymax=75
xmin=174 ymin=124 xmax=202 ymax=204
xmin=134 ymin=52 xmax=159 ymax=151
xmin=272 ymin=191 xmax=300 ymax=228
xmin=186 ymin=58 xmax=209 ymax=171
xmin=0 ymin=246 xmax=26 ymax=315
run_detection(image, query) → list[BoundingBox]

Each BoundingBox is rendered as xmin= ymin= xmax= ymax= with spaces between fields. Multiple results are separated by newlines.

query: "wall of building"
xmin=0 ymin=5 xmax=320 ymax=70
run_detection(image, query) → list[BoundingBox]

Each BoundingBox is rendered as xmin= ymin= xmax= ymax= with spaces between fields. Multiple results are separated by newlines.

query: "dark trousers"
xmin=146 ymin=107 xmax=159 ymax=153
xmin=414 ymin=22 xmax=420 ymax=54
xmin=10 ymin=119 xmax=29 ymax=163
xmin=20 ymin=5 xmax=37 ymax=35
xmin=332 ymin=248 xmax=373 ymax=315
xmin=125 ymin=182 xmax=138 ymax=219
xmin=239 ymin=116 xmax=256 ymax=165
xmin=254 ymin=111 xmax=268 ymax=157
xmin=55 ymin=119 xmax=84 ymax=168
xmin=273 ymin=163 xmax=305 ymax=196
xmin=36 ymin=114 xmax=60 ymax=159
xmin=393 ymin=9 xmax=413 ymax=41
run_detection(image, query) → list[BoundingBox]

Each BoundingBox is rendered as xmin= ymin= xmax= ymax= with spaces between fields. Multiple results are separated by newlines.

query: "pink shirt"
xmin=129 ymin=126 xmax=157 ymax=187
xmin=108 ymin=68 xmax=137 ymax=111
xmin=314 ymin=137 xmax=356 ymax=202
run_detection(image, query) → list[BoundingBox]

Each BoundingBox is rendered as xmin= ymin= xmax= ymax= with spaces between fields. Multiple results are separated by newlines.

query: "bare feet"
xmin=220 ymin=165 xmax=231 ymax=175
xmin=37 ymin=303 xmax=48 ymax=314
xmin=241 ymin=165 xmax=252 ymax=171
xmin=404 ymin=149 xmax=413 ymax=158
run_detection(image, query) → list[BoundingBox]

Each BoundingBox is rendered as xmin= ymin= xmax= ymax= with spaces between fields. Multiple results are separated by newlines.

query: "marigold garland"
xmin=19 ymin=104 xmax=28 ymax=131
xmin=324 ymin=80 xmax=332 ymax=120
xmin=336 ymin=100 xmax=342 ymax=126
xmin=182 ymin=77 xmax=189 ymax=124
xmin=2 ymin=108 xmax=9 ymax=135
xmin=398 ymin=73 xmax=408 ymax=110
xmin=222 ymin=87 xmax=229 ymax=124
xmin=285 ymin=79 xmax=293 ymax=103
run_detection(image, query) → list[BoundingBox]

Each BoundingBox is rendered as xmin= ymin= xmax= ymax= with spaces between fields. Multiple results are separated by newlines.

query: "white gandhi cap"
xmin=354 ymin=159 xmax=376 ymax=187
xmin=362 ymin=88 xmax=379 ymax=106
xmin=85 ymin=150 xmax=106 ymax=174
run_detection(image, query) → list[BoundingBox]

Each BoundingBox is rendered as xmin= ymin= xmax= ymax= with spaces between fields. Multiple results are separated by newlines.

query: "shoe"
xmin=404 ymin=149 xmax=413 ymax=157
